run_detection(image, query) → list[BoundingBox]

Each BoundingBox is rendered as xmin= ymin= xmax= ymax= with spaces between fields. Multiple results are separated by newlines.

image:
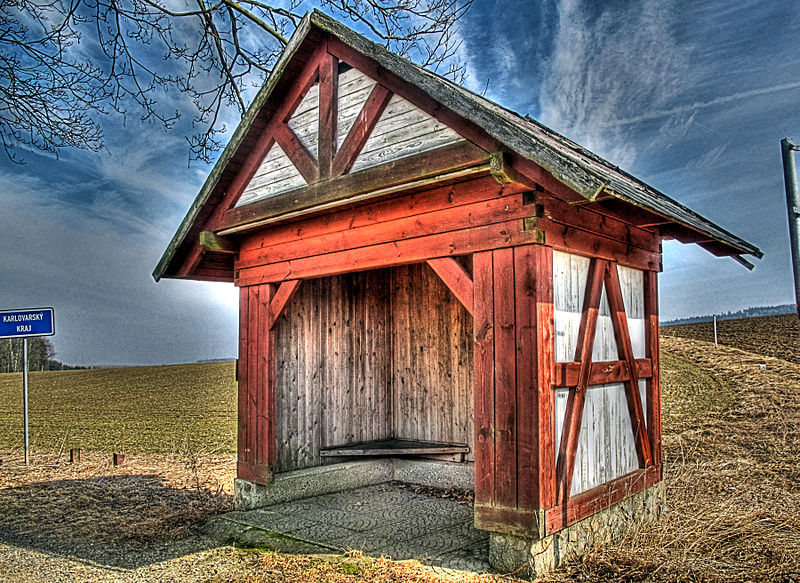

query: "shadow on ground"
xmin=0 ymin=473 xmax=231 ymax=568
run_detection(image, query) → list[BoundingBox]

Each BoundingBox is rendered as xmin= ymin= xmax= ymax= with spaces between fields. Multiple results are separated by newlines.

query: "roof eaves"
xmin=152 ymin=12 xmax=314 ymax=282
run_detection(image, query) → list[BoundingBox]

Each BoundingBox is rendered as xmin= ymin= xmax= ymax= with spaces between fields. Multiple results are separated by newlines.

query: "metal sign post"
xmin=23 ymin=338 xmax=29 ymax=465
xmin=0 ymin=308 xmax=55 ymax=466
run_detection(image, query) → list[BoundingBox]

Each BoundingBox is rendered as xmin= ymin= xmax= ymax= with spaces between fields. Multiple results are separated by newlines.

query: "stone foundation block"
xmin=489 ymin=482 xmax=666 ymax=578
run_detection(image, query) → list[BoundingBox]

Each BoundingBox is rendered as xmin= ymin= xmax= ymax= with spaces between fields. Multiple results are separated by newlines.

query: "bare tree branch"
xmin=0 ymin=0 xmax=472 ymax=162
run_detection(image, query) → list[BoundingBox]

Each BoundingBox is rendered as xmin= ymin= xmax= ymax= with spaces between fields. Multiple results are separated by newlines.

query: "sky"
xmin=1 ymin=0 xmax=799 ymax=366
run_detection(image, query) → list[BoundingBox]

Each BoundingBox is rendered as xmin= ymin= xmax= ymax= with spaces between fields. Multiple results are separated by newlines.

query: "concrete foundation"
xmin=488 ymin=482 xmax=666 ymax=577
xmin=235 ymin=458 xmax=473 ymax=510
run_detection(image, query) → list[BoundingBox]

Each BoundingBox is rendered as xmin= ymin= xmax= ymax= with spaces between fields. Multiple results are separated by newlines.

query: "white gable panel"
xmin=236 ymin=142 xmax=307 ymax=207
xmin=336 ymin=68 xmax=378 ymax=148
xmin=350 ymin=94 xmax=463 ymax=173
xmin=287 ymin=82 xmax=320 ymax=159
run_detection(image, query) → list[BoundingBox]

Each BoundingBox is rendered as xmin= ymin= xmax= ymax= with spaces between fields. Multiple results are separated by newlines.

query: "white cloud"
xmin=538 ymin=0 xmax=696 ymax=169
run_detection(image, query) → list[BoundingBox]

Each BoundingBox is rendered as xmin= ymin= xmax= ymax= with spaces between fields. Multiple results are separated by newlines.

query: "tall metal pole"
xmin=781 ymin=138 xmax=800 ymax=320
xmin=23 ymin=337 xmax=29 ymax=466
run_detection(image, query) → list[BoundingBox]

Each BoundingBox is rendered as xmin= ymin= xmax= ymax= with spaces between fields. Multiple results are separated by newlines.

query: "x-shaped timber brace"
xmin=554 ymin=258 xmax=654 ymax=506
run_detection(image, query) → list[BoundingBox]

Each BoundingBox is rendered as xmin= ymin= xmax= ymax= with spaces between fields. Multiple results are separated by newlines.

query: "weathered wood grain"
xmin=236 ymin=142 xmax=308 ymax=207
xmin=390 ymin=263 xmax=473 ymax=459
xmin=350 ymin=93 xmax=464 ymax=172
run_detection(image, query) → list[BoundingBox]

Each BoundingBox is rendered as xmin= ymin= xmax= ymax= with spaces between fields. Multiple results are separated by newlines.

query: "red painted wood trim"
xmin=332 ymin=84 xmax=393 ymax=177
xmin=555 ymin=258 xmax=605 ymax=504
xmin=269 ymin=279 xmax=302 ymax=327
xmin=513 ymin=245 xmax=536 ymax=511
xmin=237 ymin=190 xmax=528 ymax=270
xmin=237 ymin=287 xmax=250 ymax=467
xmin=605 ymin=263 xmax=653 ymax=468
xmin=426 ymin=257 xmax=474 ymax=315
xmin=493 ymin=247 xmax=518 ymax=508
xmin=235 ymin=218 xmax=539 ymax=285
xmin=236 ymin=177 xmax=517 ymax=268
xmin=257 ymin=284 xmax=276 ymax=467
xmin=318 ymin=49 xmax=337 ymax=179
xmin=509 ymin=155 xmax=590 ymax=205
xmin=175 ymin=46 xmax=326 ymax=280
xmin=540 ymin=192 xmax=660 ymax=253
xmin=553 ymin=358 xmax=653 ymax=387
xmin=644 ymin=270 xmax=663 ymax=469
xmin=538 ymin=217 xmax=662 ymax=272
xmin=545 ymin=465 xmax=661 ymax=533
xmin=473 ymin=251 xmax=495 ymax=506
xmin=274 ymin=123 xmax=319 ymax=184
xmin=532 ymin=245 xmax=556 ymax=510
xmin=237 ymin=460 xmax=272 ymax=485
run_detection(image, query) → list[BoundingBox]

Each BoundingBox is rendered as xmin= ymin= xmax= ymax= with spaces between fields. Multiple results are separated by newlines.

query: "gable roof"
xmin=154 ymin=10 xmax=761 ymax=281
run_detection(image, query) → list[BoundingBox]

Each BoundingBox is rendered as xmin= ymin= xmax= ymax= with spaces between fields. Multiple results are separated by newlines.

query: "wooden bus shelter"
xmin=155 ymin=10 xmax=761 ymax=573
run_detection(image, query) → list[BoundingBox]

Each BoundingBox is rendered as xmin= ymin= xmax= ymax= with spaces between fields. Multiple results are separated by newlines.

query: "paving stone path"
xmin=209 ymin=482 xmax=491 ymax=572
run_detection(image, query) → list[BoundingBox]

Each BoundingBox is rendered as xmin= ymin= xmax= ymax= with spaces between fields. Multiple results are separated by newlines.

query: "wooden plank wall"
xmin=273 ymin=271 xmax=391 ymax=471
xmin=391 ymin=263 xmax=474 ymax=458
xmin=272 ymin=264 xmax=474 ymax=472
xmin=552 ymin=251 xmax=647 ymax=495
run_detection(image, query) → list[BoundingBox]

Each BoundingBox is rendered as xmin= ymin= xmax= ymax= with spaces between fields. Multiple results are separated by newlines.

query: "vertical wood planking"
xmin=273 ymin=271 xmax=392 ymax=472
xmin=238 ymin=287 xmax=250 ymax=465
xmin=644 ymin=270 xmax=662 ymax=469
xmin=492 ymin=248 xmax=517 ymax=507
xmin=246 ymin=286 xmax=260 ymax=465
xmin=258 ymin=283 xmax=276 ymax=466
xmin=532 ymin=245 xmax=555 ymax=510
xmin=514 ymin=245 xmax=537 ymax=510
xmin=473 ymin=251 xmax=495 ymax=505
xmin=390 ymin=264 xmax=473 ymax=455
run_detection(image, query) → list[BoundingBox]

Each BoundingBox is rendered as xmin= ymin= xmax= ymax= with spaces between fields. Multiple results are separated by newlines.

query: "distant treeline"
xmin=663 ymin=304 xmax=795 ymax=326
xmin=0 ymin=338 xmax=88 ymax=373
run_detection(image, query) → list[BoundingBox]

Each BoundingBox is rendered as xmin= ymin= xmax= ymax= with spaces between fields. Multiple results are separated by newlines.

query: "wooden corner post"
xmin=473 ymin=244 xmax=554 ymax=537
xmin=237 ymin=280 xmax=302 ymax=485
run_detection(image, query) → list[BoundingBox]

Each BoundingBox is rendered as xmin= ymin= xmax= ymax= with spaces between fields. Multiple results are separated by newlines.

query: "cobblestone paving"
xmin=214 ymin=482 xmax=491 ymax=572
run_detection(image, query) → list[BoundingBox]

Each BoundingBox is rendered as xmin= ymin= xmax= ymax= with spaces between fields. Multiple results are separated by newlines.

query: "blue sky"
xmin=1 ymin=0 xmax=798 ymax=365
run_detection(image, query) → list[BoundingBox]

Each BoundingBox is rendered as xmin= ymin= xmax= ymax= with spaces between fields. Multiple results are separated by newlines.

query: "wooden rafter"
xmin=274 ymin=123 xmax=319 ymax=184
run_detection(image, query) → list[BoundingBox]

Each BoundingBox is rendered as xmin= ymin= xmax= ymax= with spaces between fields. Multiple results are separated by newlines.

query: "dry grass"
xmin=0 ymin=449 xmax=235 ymax=568
xmin=2 ymin=328 xmax=800 ymax=581
xmin=201 ymin=550 xmax=511 ymax=583
xmin=545 ymin=336 xmax=800 ymax=582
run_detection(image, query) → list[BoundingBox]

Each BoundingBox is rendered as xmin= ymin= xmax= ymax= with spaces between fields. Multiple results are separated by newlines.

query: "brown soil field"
xmin=661 ymin=313 xmax=800 ymax=364
xmin=1 ymin=321 xmax=799 ymax=582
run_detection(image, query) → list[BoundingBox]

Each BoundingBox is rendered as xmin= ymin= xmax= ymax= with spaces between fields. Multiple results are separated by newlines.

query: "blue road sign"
xmin=0 ymin=308 xmax=55 ymax=339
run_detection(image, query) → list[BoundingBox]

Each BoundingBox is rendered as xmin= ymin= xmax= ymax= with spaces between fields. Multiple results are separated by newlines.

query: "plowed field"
xmin=661 ymin=313 xmax=800 ymax=364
